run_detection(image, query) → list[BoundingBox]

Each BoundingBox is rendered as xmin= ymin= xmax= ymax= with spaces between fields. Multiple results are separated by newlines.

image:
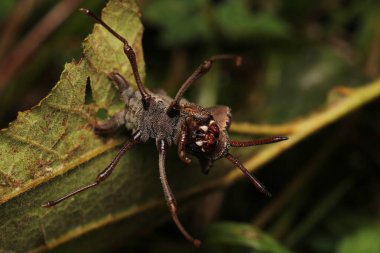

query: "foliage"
xmin=143 ymin=0 xmax=291 ymax=46
xmin=337 ymin=224 xmax=380 ymax=253
xmin=202 ymin=222 xmax=293 ymax=253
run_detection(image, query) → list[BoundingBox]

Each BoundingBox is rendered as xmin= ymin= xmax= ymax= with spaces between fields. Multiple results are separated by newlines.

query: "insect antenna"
xmin=167 ymin=54 xmax=241 ymax=117
xmin=230 ymin=136 xmax=288 ymax=147
xmin=79 ymin=8 xmax=126 ymax=44
xmin=225 ymin=153 xmax=272 ymax=197
xmin=79 ymin=8 xmax=151 ymax=108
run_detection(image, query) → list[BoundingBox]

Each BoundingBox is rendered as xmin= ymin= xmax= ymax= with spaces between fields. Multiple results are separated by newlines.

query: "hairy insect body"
xmin=120 ymin=85 xmax=184 ymax=145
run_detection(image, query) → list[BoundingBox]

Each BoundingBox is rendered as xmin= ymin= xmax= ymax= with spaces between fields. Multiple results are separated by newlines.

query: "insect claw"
xmin=193 ymin=239 xmax=201 ymax=247
xmin=274 ymin=136 xmax=288 ymax=142
xmin=41 ymin=201 xmax=54 ymax=208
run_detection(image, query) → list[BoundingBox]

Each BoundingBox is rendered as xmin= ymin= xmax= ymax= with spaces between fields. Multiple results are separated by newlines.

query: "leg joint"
xmin=200 ymin=60 xmax=212 ymax=73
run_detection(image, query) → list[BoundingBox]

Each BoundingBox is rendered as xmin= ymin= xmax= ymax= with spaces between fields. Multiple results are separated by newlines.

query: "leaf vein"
xmin=4 ymin=132 xmax=63 ymax=159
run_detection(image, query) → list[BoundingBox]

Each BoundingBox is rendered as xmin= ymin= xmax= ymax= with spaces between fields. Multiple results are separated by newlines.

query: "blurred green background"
xmin=0 ymin=0 xmax=379 ymax=252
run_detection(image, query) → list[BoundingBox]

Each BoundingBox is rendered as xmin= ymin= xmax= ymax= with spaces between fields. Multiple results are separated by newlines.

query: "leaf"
xmin=0 ymin=0 xmax=14 ymax=19
xmin=336 ymin=224 xmax=380 ymax=253
xmin=0 ymin=0 xmax=160 ymax=252
xmin=142 ymin=0 xmax=212 ymax=46
xmin=214 ymin=0 xmax=291 ymax=40
xmin=142 ymin=0 xmax=291 ymax=46
xmin=202 ymin=222 xmax=293 ymax=253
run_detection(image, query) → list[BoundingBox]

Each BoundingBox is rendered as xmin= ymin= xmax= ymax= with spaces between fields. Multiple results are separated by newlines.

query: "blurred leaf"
xmin=336 ymin=224 xmax=380 ymax=253
xmin=215 ymin=0 xmax=291 ymax=40
xmin=143 ymin=0 xmax=212 ymax=46
xmin=143 ymin=0 xmax=290 ymax=46
xmin=249 ymin=46 xmax=362 ymax=123
xmin=0 ymin=0 xmax=14 ymax=19
xmin=202 ymin=222 xmax=293 ymax=253
xmin=353 ymin=2 xmax=380 ymax=57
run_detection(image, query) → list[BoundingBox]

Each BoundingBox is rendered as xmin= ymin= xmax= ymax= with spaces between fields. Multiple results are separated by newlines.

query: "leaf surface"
xmin=202 ymin=222 xmax=293 ymax=253
xmin=0 ymin=1 xmax=167 ymax=252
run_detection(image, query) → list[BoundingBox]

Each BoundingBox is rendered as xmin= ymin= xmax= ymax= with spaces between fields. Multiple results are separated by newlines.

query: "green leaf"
xmin=202 ymin=222 xmax=293 ymax=253
xmin=142 ymin=0 xmax=212 ymax=46
xmin=336 ymin=224 xmax=380 ymax=253
xmin=0 ymin=0 xmax=159 ymax=252
xmin=0 ymin=0 xmax=14 ymax=18
xmin=215 ymin=0 xmax=291 ymax=40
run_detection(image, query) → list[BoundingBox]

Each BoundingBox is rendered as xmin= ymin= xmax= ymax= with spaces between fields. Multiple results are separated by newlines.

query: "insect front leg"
xmin=177 ymin=124 xmax=191 ymax=164
xmin=156 ymin=139 xmax=201 ymax=247
xmin=80 ymin=9 xmax=151 ymax=109
xmin=167 ymin=54 xmax=242 ymax=116
xmin=42 ymin=131 xmax=142 ymax=207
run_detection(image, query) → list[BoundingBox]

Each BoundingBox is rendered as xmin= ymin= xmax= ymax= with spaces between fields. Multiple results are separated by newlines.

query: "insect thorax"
xmin=120 ymin=86 xmax=184 ymax=145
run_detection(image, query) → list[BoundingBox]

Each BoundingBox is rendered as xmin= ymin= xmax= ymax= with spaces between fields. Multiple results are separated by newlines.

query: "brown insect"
xmin=42 ymin=8 xmax=288 ymax=246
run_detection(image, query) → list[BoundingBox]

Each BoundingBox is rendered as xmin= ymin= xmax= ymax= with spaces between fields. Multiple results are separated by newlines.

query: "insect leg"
xmin=42 ymin=131 xmax=141 ymax=207
xmin=80 ymin=8 xmax=151 ymax=109
xmin=94 ymin=110 xmax=126 ymax=134
xmin=93 ymin=73 xmax=133 ymax=133
xmin=167 ymin=54 xmax=241 ymax=117
xmin=157 ymin=139 xmax=201 ymax=247
xmin=230 ymin=136 xmax=288 ymax=147
xmin=225 ymin=153 xmax=272 ymax=197
xmin=109 ymin=72 xmax=131 ymax=92
xmin=177 ymin=124 xmax=191 ymax=164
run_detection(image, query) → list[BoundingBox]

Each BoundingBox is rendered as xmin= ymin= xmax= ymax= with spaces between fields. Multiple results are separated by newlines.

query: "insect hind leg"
xmin=93 ymin=110 xmax=126 ymax=134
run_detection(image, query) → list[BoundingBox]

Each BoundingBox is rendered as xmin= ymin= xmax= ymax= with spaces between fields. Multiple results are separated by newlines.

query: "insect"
xmin=42 ymin=8 xmax=288 ymax=247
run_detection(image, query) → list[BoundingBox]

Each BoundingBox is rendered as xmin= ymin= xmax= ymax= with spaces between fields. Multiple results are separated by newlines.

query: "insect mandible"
xmin=42 ymin=8 xmax=288 ymax=247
